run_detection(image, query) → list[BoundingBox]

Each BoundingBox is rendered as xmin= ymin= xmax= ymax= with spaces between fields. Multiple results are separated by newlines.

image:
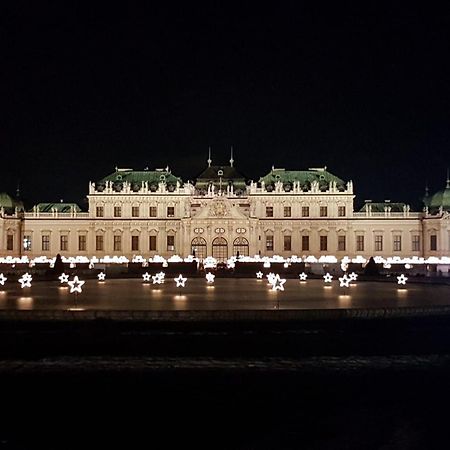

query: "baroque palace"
xmin=1 ymin=154 xmax=450 ymax=261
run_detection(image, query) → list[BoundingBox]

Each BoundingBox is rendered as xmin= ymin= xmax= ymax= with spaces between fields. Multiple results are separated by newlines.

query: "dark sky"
xmin=1 ymin=3 xmax=449 ymax=209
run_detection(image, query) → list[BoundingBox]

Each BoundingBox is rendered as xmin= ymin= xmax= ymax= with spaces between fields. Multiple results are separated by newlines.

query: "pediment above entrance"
xmin=191 ymin=198 xmax=248 ymax=220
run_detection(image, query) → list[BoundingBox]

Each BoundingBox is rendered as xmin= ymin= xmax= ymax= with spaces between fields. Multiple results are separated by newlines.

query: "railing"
xmin=353 ymin=211 xmax=421 ymax=218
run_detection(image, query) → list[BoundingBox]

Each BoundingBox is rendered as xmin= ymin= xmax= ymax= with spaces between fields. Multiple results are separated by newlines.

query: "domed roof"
xmin=423 ymin=179 xmax=450 ymax=213
xmin=0 ymin=192 xmax=24 ymax=212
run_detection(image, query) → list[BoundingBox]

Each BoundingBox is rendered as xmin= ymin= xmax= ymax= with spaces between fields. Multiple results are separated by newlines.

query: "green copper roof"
xmin=259 ymin=168 xmax=346 ymax=190
xmin=97 ymin=168 xmax=183 ymax=190
xmin=195 ymin=165 xmax=247 ymax=191
xmin=33 ymin=203 xmax=82 ymax=213
xmin=423 ymin=182 xmax=450 ymax=212
xmin=0 ymin=192 xmax=24 ymax=211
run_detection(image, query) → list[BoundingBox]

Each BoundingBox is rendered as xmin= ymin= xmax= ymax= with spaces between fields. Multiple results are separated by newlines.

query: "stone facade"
xmin=1 ymin=165 xmax=450 ymax=260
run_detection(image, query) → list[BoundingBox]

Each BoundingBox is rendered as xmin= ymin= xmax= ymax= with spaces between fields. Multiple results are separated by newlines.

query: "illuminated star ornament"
xmin=97 ymin=272 xmax=106 ymax=281
xmin=269 ymin=274 xmax=286 ymax=291
xmin=256 ymin=271 xmax=263 ymax=279
xmin=205 ymin=272 xmax=215 ymax=283
xmin=0 ymin=273 xmax=7 ymax=286
xmin=397 ymin=274 xmax=408 ymax=285
xmin=266 ymin=272 xmax=276 ymax=285
xmin=323 ymin=273 xmax=333 ymax=283
xmin=68 ymin=276 xmax=85 ymax=294
xmin=299 ymin=272 xmax=308 ymax=281
xmin=152 ymin=272 xmax=165 ymax=284
xmin=338 ymin=275 xmax=350 ymax=288
xmin=142 ymin=272 xmax=151 ymax=282
xmin=348 ymin=272 xmax=358 ymax=281
xmin=174 ymin=274 xmax=187 ymax=287
xmin=58 ymin=273 xmax=69 ymax=284
xmin=19 ymin=273 xmax=33 ymax=288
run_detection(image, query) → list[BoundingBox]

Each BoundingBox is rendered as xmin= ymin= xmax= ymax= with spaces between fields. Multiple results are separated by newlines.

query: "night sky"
xmin=1 ymin=4 xmax=449 ymax=209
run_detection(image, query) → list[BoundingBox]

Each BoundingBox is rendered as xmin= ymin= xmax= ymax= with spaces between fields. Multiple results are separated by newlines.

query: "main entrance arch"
xmin=212 ymin=237 xmax=228 ymax=262
xmin=191 ymin=237 xmax=207 ymax=259
xmin=233 ymin=237 xmax=249 ymax=257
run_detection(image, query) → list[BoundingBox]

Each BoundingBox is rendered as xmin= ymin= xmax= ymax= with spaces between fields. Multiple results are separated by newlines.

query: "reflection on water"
xmin=17 ymin=297 xmax=33 ymax=310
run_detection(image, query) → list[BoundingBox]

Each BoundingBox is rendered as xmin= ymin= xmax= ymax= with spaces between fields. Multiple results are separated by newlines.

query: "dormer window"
xmin=217 ymin=170 xmax=223 ymax=176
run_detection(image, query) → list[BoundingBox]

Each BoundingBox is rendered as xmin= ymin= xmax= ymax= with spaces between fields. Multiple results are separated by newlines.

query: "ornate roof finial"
xmin=230 ymin=146 xmax=234 ymax=167
xmin=424 ymin=181 xmax=429 ymax=197
xmin=16 ymin=181 xmax=20 ymax=198
xmin=207 ymin=147 xmax=212 ymax=167
xmin=446 ymin=168 xmax=450 ymax=189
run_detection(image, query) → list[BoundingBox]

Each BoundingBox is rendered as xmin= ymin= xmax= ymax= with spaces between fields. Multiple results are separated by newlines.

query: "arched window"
xmin=191 ymin=237 xmax=207 ymax=259
xmin=212 ymin=237 xmax=228 ymax=262
xmin=233 ymin=237 xmax=249 ymax=257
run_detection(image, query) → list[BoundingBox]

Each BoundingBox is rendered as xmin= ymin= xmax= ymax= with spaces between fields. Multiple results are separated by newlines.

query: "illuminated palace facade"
xmin=1 ymin=157 xmax=450 ymax=261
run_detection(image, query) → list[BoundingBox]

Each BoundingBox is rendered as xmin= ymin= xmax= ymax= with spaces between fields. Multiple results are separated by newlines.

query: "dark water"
xmin=0 ymin=317 xmax=449 ymax=448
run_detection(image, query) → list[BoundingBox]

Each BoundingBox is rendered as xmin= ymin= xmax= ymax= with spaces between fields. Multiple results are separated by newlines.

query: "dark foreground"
xmin=0 ymin=316 xmax=449 ymax=449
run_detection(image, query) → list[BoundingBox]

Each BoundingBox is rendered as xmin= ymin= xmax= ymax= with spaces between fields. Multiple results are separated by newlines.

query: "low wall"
xmin=1 ymin=306 xmax=450 ymax=322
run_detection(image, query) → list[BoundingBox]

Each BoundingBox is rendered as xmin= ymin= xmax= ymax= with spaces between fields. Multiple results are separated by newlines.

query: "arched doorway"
xmin=191 ymin=237 xmax=207 ymax=259
xmin=233 ymin=237 xmax=249 ymax=257
xmin=212 ymin=237 xmax=228 ymax=262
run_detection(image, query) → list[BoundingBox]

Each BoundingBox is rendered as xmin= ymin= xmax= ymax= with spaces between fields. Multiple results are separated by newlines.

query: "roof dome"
xmin=424 ymin=179 xmax=450 ymax=212
xmin=0 ymin=192 xmax=24 ymax=212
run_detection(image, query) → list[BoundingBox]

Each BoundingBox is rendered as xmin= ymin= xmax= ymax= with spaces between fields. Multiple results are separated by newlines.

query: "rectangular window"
xmin=96 ymin=206 xmax=104 ymax=217
xmin=167 ymin=206 xmax=175 ymax=217
xmin=23 ymin=235 xmax=32 ymax=251
xmin=412 ymin=235 xmax=420 ymax=252
xmin=149 ymin=206 xmax=157 ymax=217
xmin=96 ymin=235 xmax=104 ymax=251
xmin=320 ymin=206 xmax=327 ymax=217
xmin=60 ymin=235 xmax=68 ymax=251
xmin=149 ymin=235 xmax=157 ymax=251
xmin=283 ymin=235 xmax=291 ymax=251
xmin=131 ymin=236 xmax=139 ymax=251
xmin=356 ymin=235 xmax=364 ymax=252
xmin=114 ymin=206 xmax=121 ymax=217
xmin=393 ymin=235 xmax=402 ymax=252
xmin=266 ymin=235 xmax=274 ymax=251
xmin=114 ymin=235 xmax=122 ymax=251
xmin=430 ymin=235 xmax=437 ymax=251
xmin=338 ymin=235 xmax=346 ymax=251
xmin=167 ymin=235 xmax=175 ymax=251
xmin=266 ymin=206 xmax=273 ymax=217
xmin=283 ymin=206 xmax=291 ymax=217
xmin=78 ymin=235 xmax=86 ymax=251
xmin=132 ymin=206 xmax=139 ymax=217
xmin=338 ymin=206 xmax=346 ymax=217
xmin=375 ymin=235 xmax=383 ymax=251
xmin=301 ymin=206 xmax=309 ymax=217
xmin=42 ymin=235 xmax=50 ymax=251
xmin=320 ymin=236 xmax=327 ymax=251
xmin=302 ymin=235 xmax=309 ymax=251
xmin=6 ymin=234 xmax=13 ymax=251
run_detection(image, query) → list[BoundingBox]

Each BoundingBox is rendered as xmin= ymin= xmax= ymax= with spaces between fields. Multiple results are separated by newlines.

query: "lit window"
xmin=167 ymin=235 xmax=175 ymax=251
xmin=167 ymin=206 xmax=175 ymax=217
xmin=23 ymin=235 xmax=32 ymax=251
xmin=266 ymin=235 xmax=274 ymax=251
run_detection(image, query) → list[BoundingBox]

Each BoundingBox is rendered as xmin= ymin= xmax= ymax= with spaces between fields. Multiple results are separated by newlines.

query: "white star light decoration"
xmin=299 ymin=272 xmax=308 ymax=281
xmin=269 ymin=274 xmax=286 ymax=291
xmin=0 ymin=273 xmax=7 ymax=286
xmin=348 ymin=272 xmax=358 ymax=281
xmin=266 ymin=272 xmax=276 ymax=284
xmin=338 ymin=275 xmax=350 ymax=288
xmin=323 ymin=273 xmax=333 ymax=283
xmin=152 ymin=272 xmax=165 ymax=284
xmin=397 ymin=274 xmax=408 ymax=285
xmin=256 ymin=271 xmax=263 ymax=279
xmin=205 ymin=272 xmax=215 ymax=283
xmin=97 ymin=272 xmax=106 ymax=281
xmin=18 ymin=273 xmax=32 ymax=288
xmin=142 ymin=272 xmax=151 ymax=282
xmin=174 ymin=274 xmax=187 ymax=287
xmin=58 ymin=273 xmax=69 ymax=284
xmin=68 ymin=276 xmax=85 ymax=294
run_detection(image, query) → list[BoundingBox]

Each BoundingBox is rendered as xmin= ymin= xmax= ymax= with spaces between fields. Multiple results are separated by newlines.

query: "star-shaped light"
xmin=174 ymin=274 xmax=187 ymax=287
xmin=348 ymin=272 xmax=358 ymax=281
xmin=256 ymin=271 xmax=263 ymax=279
xmin=266 ymin=272 xmax=276 ymax=285
xmin=323 ymin=273 xmax=333 ymax=283
xmin=142 ymin=272 xmax=151 ymax=282
xmin=18 ymin=273 xmax=32 ymax=288
xmin=0 ymin=273 xmax=7 ymax=286
xmin=397 ymin=274 xmax=408 ymax=285
xmin=205 ymin=272 xmax=215 ymax=283
xmin=97 ymin=272 xmax=106 ymax=281
xmin=299 ymin=272 xmax=308 ymax=281
xmin=269 ymin=274 xmax=286 ymax=291
xmin=68 ymin=276 xmax=85 ymax=294
xmin=152 ymin=272 xmax=165 ymax=284
xmin=339 ymin=275 xmax=350 ymax=288
xmin=58 ymin=273 xmax=69 ymax=284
